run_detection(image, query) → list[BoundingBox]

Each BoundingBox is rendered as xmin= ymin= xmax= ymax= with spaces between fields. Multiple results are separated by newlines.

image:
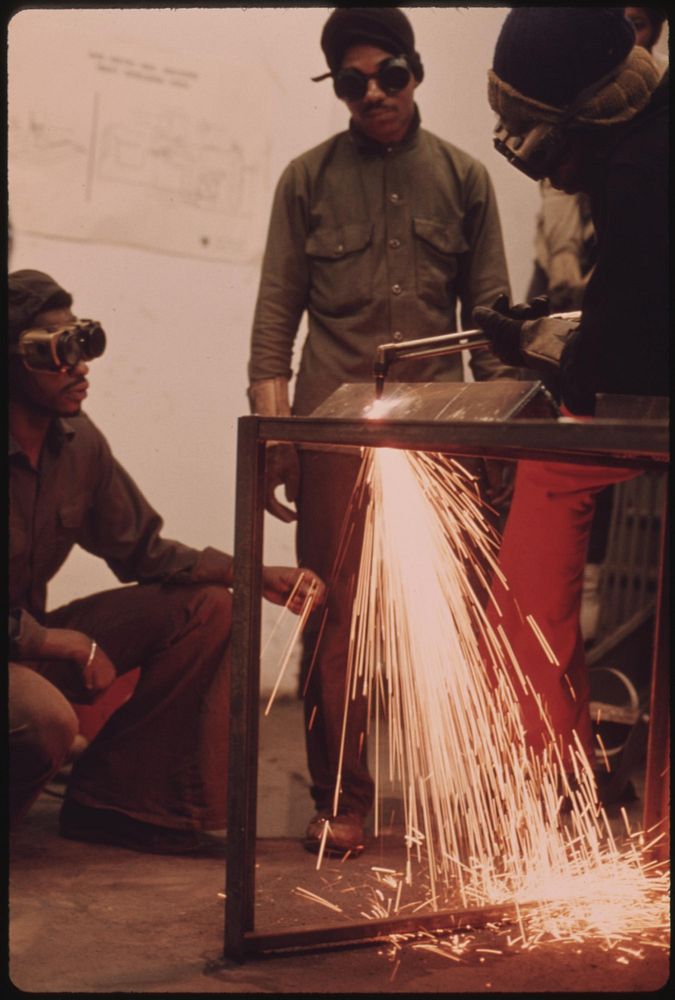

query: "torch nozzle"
xmin=372 ymin=329 xmax=491 ymax=394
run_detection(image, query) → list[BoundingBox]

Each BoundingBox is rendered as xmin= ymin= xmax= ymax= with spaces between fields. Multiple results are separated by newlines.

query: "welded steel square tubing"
xmin=224 ymin=414 xmax=668 ymax=961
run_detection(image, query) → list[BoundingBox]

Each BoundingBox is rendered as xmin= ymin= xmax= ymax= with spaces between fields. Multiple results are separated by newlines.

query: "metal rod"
xmin=241 ymin=902 xmax=517 ymax=956
xmin=254 ymin=416 xmax=669 ymax=469
xmin=225 ymin=418 xmax=266 ymax=961
xmin=642 ymin=480 xmax=669 ymax=860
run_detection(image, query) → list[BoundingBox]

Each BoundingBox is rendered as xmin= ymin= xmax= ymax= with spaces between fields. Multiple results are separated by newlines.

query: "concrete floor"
xmin=8 ymin=698 xmax=670 ymax=994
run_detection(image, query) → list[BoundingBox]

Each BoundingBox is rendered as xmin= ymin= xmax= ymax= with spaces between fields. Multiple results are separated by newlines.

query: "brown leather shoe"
xmin=303 ymin=811 xmax=365 ymax=857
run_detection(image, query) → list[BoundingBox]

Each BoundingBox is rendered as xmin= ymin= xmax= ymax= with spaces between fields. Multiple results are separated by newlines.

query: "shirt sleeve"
xmin=78 ymin=429 xmax=234 ymax=588
xmin=456 ymin=159 xmax=521 ymax=382
xmin=248 ymin=160 xmax=311 ymax=385
xmin=9 ymin=608 xmax=48 ymax=661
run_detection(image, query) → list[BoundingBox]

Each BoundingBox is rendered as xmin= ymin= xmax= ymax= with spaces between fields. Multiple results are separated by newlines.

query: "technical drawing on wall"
xmin=8 ymin=24 xmax=272 ymax=263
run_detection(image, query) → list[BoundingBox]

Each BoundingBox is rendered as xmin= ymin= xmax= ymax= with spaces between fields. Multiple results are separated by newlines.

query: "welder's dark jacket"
xmin=560 ymin=73 xmax=669 ymax=415
xmin=9 ymin=414 xmax=233 ymax=659
xmin=249 ymin=107 xmax=515 ymax=415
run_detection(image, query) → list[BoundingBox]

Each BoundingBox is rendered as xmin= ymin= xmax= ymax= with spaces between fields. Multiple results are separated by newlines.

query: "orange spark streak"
xmin=293 ymin=886 xmax=343 ymax=913
xmin=264 ymin=579 xmax=318 ymax=716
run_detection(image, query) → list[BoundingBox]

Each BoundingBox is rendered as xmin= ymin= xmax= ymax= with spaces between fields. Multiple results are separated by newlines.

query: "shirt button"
xmin=335 ymin=244 xmax=344 ymax=254
xmin=388 ymin=192 xmax=401 ymax=204
xmin=389 ymin=238 xmax=401 ymax=249
xmin=393 ymin=331 xmax=404 ymax=341
xmin=391 ymin=283 xmax=402 ymax=295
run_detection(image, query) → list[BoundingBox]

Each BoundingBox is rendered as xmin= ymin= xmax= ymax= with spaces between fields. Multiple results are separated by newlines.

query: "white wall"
xmin=9 ymin=7 xmax=552 ymax=692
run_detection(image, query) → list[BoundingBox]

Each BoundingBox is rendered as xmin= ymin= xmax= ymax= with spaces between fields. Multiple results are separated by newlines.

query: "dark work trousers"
xmin=9 ymin=582 xmax=232 ymax=830
xmin=297 ymin=449 xmax=375 ymax=820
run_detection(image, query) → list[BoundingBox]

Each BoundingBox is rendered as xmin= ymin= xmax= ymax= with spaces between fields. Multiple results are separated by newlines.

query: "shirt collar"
xmin=8 ymin=417 xmax=76 ymax=458
xmin=349 ymin=103 xmax=421 ymax=155
xmin=47 ymin=417 xmax=77 ymax=451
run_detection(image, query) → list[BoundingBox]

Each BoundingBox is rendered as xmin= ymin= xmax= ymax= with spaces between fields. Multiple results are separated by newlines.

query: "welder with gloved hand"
xmin=247 ymin=6 xmax=519 ymax=857
xmin=8 ymin=269 xmax=325 ymax=853
xmin=471 ymin=8 xmax=668 ymax=792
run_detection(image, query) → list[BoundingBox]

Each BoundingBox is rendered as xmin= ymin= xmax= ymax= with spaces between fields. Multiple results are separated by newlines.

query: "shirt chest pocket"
xmin=56 ymin=496 xmax=91 ymax=542
xmin=413 ymin=218 xmax=469 ymax=310
xmin=48 ymin=496 xmax=92 ymax=574
xmin=305 ymin=223 xmax=374 ymax=317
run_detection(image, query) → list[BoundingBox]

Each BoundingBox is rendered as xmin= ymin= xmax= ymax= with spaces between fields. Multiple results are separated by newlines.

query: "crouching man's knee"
xmin=9 ymin=664 xmax=79 ymax=824
xmin=184 ymin=584 xmax=233 ymax=638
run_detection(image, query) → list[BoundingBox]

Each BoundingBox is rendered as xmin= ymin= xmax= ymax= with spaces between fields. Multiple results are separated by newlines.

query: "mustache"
xmin=63 ymin=376 xmax=87 ymax=390
xmin=363 ymin=100 xmax=396 ymax=114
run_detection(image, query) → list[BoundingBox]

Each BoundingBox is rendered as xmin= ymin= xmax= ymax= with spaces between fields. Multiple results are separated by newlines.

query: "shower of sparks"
xmin=266 ymin=447 xmax=669 ymax=953
xmin=262 ymin=574 xmax=320 ymax=716
xmin=292 ymin=886 xmax=344 ymax=913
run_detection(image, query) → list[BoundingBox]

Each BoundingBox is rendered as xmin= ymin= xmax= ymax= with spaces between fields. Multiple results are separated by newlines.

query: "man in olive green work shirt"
xmin=247 ymin=8 xmax=517 ymax=856
xmin=9 ymin=269 xmax=324 ymax=854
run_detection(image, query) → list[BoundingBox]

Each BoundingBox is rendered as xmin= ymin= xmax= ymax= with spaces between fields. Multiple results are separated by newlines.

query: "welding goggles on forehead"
xmin=493 ymin=119 xmax=571 ymax=181
xmin=12 ymin=319 xmax=106 ymax=372
xmin=312 ymin=56 xmax=412 ymax=102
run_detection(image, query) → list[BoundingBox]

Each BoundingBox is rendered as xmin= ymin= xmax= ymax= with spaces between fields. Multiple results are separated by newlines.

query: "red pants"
xmin=491 ymin=460 xmax=638 ymax=763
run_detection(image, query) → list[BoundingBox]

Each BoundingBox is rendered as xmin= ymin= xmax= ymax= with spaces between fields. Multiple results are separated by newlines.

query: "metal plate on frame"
xmin=310 ymin=380 xmax=559 ymax=422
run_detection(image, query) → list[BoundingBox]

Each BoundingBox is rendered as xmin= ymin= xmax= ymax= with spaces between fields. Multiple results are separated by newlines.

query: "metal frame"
xmin=225 ymin=413 xmax=668 ymax=961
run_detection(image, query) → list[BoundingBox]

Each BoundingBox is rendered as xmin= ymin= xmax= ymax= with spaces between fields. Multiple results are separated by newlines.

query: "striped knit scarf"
xmin=488 ymin=45 xmax=662 ymax=131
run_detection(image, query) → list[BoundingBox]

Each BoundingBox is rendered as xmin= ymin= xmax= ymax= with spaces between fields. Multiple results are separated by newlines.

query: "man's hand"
xmin=79 ymin=642 xmax=117 ymax=697
xmin=262 ymin=566 xmax=326 ymax=613
xmin=37 ymin=628 xmax=117 ymax=700
xmin=247 ymin=378 xmax=300 ymax=524
xmin=265 ymin=443 xmax=300 ymax=523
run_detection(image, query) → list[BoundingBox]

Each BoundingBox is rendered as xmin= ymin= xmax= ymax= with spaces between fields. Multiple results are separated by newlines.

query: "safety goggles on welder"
xmin=11 ymin=319 xmax=106 ymax=372
xmin=491 ymin=61 xmax=626 ymax=182
xmin=312 ymin=56 xmax=412 ymax=102
xmin=493 ymin=120 xmax=571 ymax=181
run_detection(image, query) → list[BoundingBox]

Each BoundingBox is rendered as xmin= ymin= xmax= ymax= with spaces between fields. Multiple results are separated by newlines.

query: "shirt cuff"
xmin=9 ymin=609 xmax=48 ymax=661
xmin=180 ymin=546 xmax=234 ymax=588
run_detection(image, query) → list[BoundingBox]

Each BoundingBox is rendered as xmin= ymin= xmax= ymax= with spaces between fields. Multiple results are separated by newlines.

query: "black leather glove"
xmin=493 ymin=293 xmax=551 ymax=322
xmin=472 ymin=294 xmax=551 ymax=368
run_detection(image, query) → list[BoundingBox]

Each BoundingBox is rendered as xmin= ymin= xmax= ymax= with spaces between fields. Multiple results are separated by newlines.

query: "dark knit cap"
xmin=493 ymin=8 xmax=636 ymax=108
xmin=321 ymin=7 xmax=424 ymax=81
xmin=9 ymin=269 xmax=72 ymax=343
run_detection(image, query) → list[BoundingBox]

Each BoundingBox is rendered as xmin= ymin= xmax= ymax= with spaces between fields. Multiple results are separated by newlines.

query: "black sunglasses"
xmin=312 ymin=56 xmax=412 ymax=102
